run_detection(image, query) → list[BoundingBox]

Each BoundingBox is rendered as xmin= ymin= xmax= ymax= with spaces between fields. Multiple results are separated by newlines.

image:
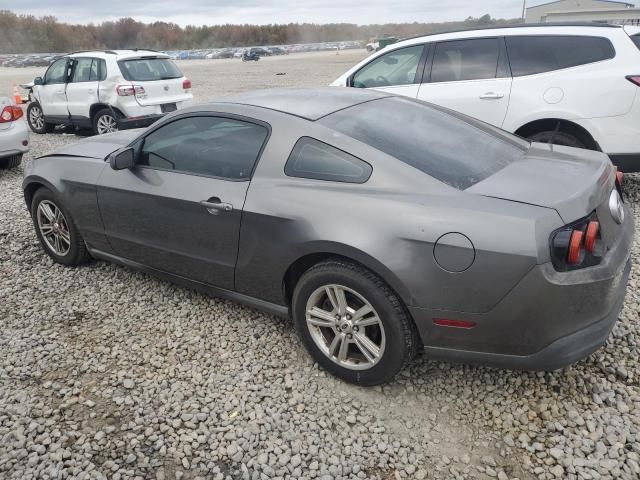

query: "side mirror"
xmin=34 ymin=77 xmax=43 ymax=86
xmin=109 ymin=148 xmax=136 ymax=170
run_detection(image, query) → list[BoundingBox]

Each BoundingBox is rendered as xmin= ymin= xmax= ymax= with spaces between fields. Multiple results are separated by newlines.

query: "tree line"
xmin=0 ymin=10 xmax=519 ymax=54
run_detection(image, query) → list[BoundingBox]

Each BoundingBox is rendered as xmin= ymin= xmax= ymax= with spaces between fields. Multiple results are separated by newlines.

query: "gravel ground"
xmin=1 ymin=51 xmax=640 ymax=480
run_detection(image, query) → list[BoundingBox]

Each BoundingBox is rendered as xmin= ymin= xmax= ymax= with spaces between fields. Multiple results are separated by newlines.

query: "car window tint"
xmin=140 ymin=116 xmax=268 ymax=180
xmin=319 ymin=96 xmax=528 ymax=190
xmin=71 ymin=58 xmax=94 ymax=82
xmin=285 ymin=137 xmax=372 ymax=183
xmin=506 ymin=36 xmax=615 ymax=76
xmin=118 ymin=58 xmax=183 ymax=81
xmin=352 ymin=45 xmax=424 ymax=88
xmin=45 ymin=59 xmax=68 ymax=84
xmin=431 ymin=38 xmax=500 ymax=83
xmin=631 ymin=34 xmax=640 ymax=50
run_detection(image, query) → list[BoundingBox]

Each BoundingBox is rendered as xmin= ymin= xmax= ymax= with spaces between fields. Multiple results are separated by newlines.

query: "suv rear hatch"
xmin=467 ymin=143 xmax=614 ymax=224
xmin=117 ymin=56 xmax=191 ymax=107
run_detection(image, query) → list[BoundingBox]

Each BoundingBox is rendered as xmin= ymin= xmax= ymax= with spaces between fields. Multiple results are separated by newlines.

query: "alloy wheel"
xmin=96 ymin=114 xmax=118 ymax=134
xmin=37 ymin=200 xmax=71 ymax=256
xmin=305 ymin=284 xmax=386 ymax=370
xmin=29 ymin=105 xmax=45 ymax=130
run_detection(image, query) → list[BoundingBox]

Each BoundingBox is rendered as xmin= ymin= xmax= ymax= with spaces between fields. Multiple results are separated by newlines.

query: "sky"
xmin=0 ymin=0 xmax=555 ymax=26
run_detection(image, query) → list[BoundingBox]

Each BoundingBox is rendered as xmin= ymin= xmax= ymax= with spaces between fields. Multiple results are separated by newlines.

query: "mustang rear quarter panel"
xmin=234 ymin=113 xmax=562 ymax=314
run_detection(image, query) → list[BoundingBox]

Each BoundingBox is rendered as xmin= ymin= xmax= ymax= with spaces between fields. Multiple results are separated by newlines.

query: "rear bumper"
xmin=117 ymin=114 xmax=164 ymax=130
xmin=421 ymin=257 xmax=630 ymax=370
xmin=0 ymin=119 xmax=30 ymax=158
xmin=609 ymin=154 xmax=640 ymax=173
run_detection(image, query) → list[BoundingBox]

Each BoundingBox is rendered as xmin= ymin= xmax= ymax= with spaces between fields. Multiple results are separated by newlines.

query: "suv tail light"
xmin=0 ymin=105 xmax=23 ymax=123
xmin=182 ymin=79 xmax=192 ymax=90
xmin=626 ymin=75 xmax=640 ymax=87
xmin=614 ymin=166 xmax=624 ymax=197
xmin=550 ymin=214 xmax=604 ymax=271
xmin=116 ymin=85 xmax=145 ymax=96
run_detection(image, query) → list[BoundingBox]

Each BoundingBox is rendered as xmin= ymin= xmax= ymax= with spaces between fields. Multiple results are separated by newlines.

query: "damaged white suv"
xmin=27 ymin=50 xmax=193 ymax=135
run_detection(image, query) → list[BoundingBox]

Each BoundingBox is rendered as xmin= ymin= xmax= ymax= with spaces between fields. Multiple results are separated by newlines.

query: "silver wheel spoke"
xmin=328 ymin=334 xmax=342 ymax=356
xmin=353 ymin=333 xmax=381 ymax=362
xmin=40 ymin=203 xmax=55 ymax=221
xmin=354 ymin=315 xmax=380 ymax=328
xmin=37 ymin=200 xmax=71 ymax=256
xmin=325 ymin=286 xmax=339 ymax=312
xmin=337 ymin=335 xmax=350 ymax=362
xmin=58 ymin=230 xmax=71 ymax=245
xmin=308 ymin=307 xmax=337 ymax=328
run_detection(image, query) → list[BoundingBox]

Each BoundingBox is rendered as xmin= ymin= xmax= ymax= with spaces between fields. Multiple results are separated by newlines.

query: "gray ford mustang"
xmin=23 ymin=87 xmax=634 ymax=385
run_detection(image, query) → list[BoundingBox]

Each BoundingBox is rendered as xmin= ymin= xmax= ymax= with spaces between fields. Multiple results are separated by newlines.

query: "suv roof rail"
xmin=400 ymin=21 xmax=623 ymax=43
xmin=131 ymin=48 xmax=160 ymax=53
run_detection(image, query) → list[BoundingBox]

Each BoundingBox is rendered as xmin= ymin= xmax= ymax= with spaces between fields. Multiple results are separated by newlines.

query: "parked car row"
xmin=0 ymin=53 xmax=63 ymax=68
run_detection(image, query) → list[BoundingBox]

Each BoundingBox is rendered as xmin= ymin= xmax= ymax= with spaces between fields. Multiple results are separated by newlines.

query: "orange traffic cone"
xmin=12 ymin=83 xmax=22 ymax=105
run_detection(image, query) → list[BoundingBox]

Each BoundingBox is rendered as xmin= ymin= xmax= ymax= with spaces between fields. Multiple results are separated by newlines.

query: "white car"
xmin=332 ymin=23 xmax=640 ymax=172
xmin=0 ymin=96 xmax=29 ymax=169
xmin=26 ymin=50 xmax=193 ymax=136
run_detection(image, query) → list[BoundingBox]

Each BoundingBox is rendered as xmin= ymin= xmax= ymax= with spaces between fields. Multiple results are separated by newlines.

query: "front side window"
xmin=318 ymin=96 xmax=528 ymax=190
xmin=352 ymin=45 xmax=424 ymax=88
xmin=44 ymin=58 xmax=68 ymax=84
xmin=118 ymin=57 xmax=182 ymax=81
xmin=285 ymin=137 xmax=372 ymax=183
xmin=140 ymin=116 xmax=269 ymax=180
xmin=431 ymin=38 xmax=501 ymax=83
xmin=506 ymin=35 xmax=615 ymax=77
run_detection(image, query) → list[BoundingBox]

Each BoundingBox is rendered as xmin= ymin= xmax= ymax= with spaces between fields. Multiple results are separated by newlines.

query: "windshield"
xmin=318 ymin=96 xmax=529 ymax=190
xmin=118 ymin=57 xmax=183 ymax=81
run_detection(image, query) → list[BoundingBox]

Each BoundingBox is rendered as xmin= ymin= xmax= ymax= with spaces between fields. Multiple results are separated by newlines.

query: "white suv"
xmin=332 ymin=23 xmax=640 ymax=172
xmin=27 ymin=50 xmax=193 ymax=136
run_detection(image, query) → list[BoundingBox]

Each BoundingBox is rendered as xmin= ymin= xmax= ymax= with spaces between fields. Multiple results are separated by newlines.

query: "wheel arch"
xmin=23 ymin=177 xmax=58 ymax=211
xmin=514 ymin=118 xmax=600 ymax=151
xmin=90 ymin=103 xmax=124 ymax=121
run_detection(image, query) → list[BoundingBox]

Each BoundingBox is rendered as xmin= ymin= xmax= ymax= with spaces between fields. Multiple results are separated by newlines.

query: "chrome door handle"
xmin=480 ymin=92 xmax=504 ymax=99
xmin=200 ymin=199 xmax=233 ymax=213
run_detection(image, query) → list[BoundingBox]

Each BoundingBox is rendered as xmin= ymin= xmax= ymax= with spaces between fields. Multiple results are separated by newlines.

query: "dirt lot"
xmin=1 ymin=51 xmax=639 ymax=480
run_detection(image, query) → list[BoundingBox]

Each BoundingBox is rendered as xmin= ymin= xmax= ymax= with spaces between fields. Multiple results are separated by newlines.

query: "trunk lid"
xmin=117 ymin=56 xmax=191 ymax=106
xmin=467 ymin=142 xmax=614 ymax=223
xmin=133 ymin=78 xmax=191 ymax=106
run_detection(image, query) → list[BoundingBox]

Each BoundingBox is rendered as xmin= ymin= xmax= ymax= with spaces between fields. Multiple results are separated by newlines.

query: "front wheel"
xmin=27 ymin=102 xmax=54 ymax=134
xmin=292 ymin=259 xmax=418 ymax=386
xmin=93 ymin=108 xmax=119 ymax=135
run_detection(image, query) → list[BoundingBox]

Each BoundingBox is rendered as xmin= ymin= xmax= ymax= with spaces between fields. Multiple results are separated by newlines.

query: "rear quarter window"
xmin=506 ymin=35 xmax=615 ymax=76
xmin=632 ymin=34 xmax=640 ymax=49
xmin=118 ymin=57 xmax=183 ymax=81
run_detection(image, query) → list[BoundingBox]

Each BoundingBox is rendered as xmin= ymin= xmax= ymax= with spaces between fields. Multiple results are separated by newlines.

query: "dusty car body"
xmin=22 ymin=88 xmax=634 ymax=384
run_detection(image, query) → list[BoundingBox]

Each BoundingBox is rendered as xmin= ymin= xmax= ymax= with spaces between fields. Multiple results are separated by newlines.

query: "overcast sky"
xmin=0 ymin=1 xmax=556 ymax=26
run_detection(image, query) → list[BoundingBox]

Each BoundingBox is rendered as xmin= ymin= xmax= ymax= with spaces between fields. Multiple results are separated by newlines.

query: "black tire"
xmin=93 ymin=108 xmax=119 ymax=136
xmin=26 ymin=102 xmax=54 ymax=134
xmin=0 ymin=153 xmax=22 ymax=169
xmin=292 ymin=259 xmax=418 ymax=386
xmin=30 ymin=188 xmax=91 ymax=266
xmin=528 ymin=130 xmax=586 ymax=149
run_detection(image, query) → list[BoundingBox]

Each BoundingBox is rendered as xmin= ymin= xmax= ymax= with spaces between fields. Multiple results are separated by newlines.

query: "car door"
xmin=66 ymin=57 xmax=105 ymax=126
xmin=36 ymin=58 xmax=71 ymax=121
xmin=417 ymin=37 xmax=512 ymax=128
xmin=350 ymin=44 xmax=428 ymax=98
xmin=96 ymin=114 xmax=270 ymax=290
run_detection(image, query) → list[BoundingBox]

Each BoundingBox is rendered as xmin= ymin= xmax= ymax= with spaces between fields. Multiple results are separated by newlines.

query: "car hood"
xmin=467 ymin=143 xmax=614 ymax=223
xmin=46 ymin=130 xmax=144 ymax=160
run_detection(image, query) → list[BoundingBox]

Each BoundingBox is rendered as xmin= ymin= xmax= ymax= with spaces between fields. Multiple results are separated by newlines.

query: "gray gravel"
xmin=1 ymin=52 xmax=640 ymax=480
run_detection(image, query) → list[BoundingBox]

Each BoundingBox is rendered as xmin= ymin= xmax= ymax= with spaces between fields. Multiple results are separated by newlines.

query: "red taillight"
xmin=0 ymin=105 xmax=23 ymax=123
xmin=567 ymin=230 xmax=584 ymax=265
xmin=116 ymin=85 xmax=145 ymax=96
xmin=584 ymin=221 xmax=599 ymax=253
xmin=626 ymin=75 xmax=640 ymax=87
xmin=182 ymin=79 xmax=192 ymax=89
xmin=433 ymin=318 xmax=476 ymax=329
xmin=616 ymin=169 xmax=624 ymax=185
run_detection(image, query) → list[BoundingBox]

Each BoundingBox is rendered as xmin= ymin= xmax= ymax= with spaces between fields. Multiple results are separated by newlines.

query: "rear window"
xmin=118 ymin=57 xmax=183 ymax=81
xmin=632 ymin=34 xmax=640 ymax=50
xmin=506 ymin=35 xmax=615 ymax=77
xmin=318 ymin=97 xmax=528 ymax=190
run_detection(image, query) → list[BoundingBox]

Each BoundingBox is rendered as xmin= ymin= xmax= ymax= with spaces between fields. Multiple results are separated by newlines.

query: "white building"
xmin=526 ymin=0 xmax=640 ymax=25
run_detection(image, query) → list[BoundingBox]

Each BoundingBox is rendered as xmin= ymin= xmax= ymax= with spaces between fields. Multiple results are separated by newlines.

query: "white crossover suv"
xmin=27 ymin=50 xmax=193 ymax=135
xmin=332 ymin=23 xmax=640 ymax=172
xmin=0 ymin=96 xmax=29 ymax=169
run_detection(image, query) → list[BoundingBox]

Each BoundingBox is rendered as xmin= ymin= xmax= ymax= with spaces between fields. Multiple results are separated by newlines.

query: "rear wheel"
xmin=528 ymin=131 xmax=586 ymax=149
xmin=292 ymin=259 xmax=418 ymax=386
xmin=27 ymin=102 xmax=54 ymax=134
xmin=0 ymin=154 xmax=22 ymax=169
xmin=31 ymin=188 xmax=91 ymax=266
xmin=93 ymin=109 xmax=119 ymax=135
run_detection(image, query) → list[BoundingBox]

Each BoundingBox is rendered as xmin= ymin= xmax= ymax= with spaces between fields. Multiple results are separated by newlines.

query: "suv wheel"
xmin=292 ymin=259 xmax=418 ymax=386
xmin=93 ymin=109 xmax=119 ymax=135
xmin=528 ymin=131 xmax=586 ymax=149
xmin=31 ymin=188 xmax=91 ymax=266
xmin=0 ymin=154 xmax=22 ymax=169
xmin=27 ymin=102 xmax=54 ymax=134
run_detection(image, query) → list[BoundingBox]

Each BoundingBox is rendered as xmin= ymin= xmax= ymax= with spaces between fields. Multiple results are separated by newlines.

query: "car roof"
xmin=69 ymin=49 xmax=168 ymax=60
xmin=216 ymin=87 xmax=392 ymax=120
